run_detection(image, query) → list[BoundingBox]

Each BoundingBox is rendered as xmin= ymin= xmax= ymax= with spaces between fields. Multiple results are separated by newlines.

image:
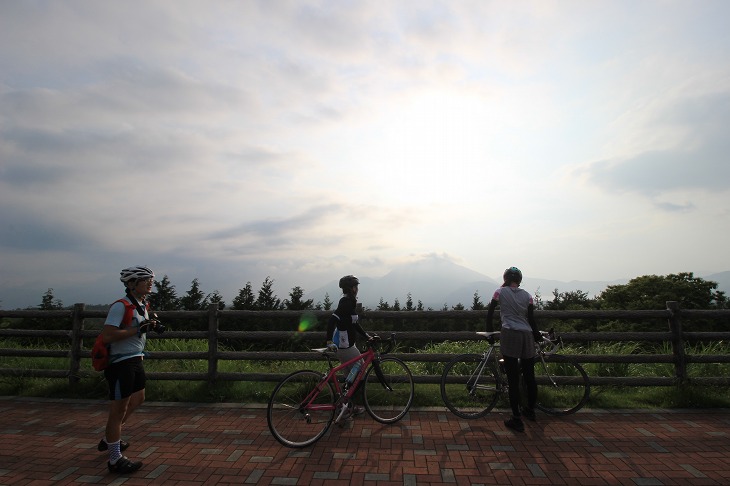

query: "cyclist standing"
xmin=486 ymin=266 xmax=543 ymax=432
xmin=98 ymin=265 xmax=160 ymax=473
xmin=326 ymin=275 xmax=373 ymax=418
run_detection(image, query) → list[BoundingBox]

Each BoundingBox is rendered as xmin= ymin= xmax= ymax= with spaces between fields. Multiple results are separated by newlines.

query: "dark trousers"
xmin=503 ymin=356 xmax=536 ymax=417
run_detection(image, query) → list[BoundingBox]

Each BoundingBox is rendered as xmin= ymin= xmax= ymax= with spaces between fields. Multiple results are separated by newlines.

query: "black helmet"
xmin=503 ymin=266 xmax=523 ymax=285
xmin=338 ymin=275 xmax=360 ymax=291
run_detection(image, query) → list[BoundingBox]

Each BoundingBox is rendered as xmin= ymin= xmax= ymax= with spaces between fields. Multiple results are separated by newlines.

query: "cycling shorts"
xmin=104 ymin=356 xmax=146 ymax=400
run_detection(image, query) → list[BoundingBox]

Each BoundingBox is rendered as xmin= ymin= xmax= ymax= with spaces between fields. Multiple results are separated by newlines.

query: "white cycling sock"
xmin=108 ymin=440 xmax=122 ymax=464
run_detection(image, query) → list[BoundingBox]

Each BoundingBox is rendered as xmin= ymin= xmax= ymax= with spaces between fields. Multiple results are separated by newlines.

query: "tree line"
xmin=30 ymin=272 xmax=727 ymax=314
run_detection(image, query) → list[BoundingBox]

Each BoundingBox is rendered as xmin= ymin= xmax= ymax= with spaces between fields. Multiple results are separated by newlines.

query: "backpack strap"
xmin=113 ymin=298 xmax=137 ymax=328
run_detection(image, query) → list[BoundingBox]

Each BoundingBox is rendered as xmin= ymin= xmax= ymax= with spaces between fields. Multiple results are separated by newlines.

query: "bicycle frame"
xmin=267 ymin=333 xmax=414 ymax=447
xmin=441 ymin=328 xmax=590 ymax=419
xmin=298 ymin=337 xmax=390 ymax=413
xmin=477 ymin=329 xmax=561 ymax=368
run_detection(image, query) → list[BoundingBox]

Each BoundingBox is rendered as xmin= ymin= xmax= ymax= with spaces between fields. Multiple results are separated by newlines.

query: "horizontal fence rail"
xmin=1 ymin=302 xmax=729 ymax=388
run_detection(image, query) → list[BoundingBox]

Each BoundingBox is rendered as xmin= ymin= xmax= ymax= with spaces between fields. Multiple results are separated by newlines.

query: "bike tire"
xmin=267 ymin=370 xmax=335 ymax=448
xmin=534 ymin=355 xmax=590 ymax=416
xmin=363 ymin=356 xmax=414 ymax=424
xmin=440 ymin=353 xmax=501 ymax=419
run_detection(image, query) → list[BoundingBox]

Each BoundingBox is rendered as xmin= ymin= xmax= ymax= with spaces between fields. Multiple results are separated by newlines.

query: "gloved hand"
xmin=533 ymin=331 xmax=544 ymax=343
xmin=138 ymin=319 xmax=160 ymax=337
xmin=366 ymin=333 xmax=380 ymax=343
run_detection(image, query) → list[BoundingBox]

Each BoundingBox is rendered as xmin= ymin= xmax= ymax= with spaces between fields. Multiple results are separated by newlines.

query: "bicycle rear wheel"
xmin=440 ymin=353 xmax=501 ymax=419
xmin=363 ymin=356 xmax=414 ymax=424
xmin=534 ymin=355 xmax=590 ymax=416
xmin=267 ymin=370 xmax=335 ymax=448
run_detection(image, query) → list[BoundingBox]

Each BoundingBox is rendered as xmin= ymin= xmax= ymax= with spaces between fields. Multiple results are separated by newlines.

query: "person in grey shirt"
xmin=486 ymin=267 xmax=543 ymax=433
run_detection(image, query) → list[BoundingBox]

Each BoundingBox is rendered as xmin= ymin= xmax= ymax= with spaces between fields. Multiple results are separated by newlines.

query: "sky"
xmin=1 ymin=1 xmax=729 ymax=309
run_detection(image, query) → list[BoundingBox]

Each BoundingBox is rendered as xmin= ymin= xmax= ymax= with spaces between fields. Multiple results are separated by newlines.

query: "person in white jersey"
xmin=99 ymin=265 xmax=162 ymax=473
xmin=486 ymin=267 xmax=543 ymax=433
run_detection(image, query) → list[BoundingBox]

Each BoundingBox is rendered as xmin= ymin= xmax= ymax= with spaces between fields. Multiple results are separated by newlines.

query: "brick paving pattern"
xmin=1 ymin=397 xmax=728 ymax=485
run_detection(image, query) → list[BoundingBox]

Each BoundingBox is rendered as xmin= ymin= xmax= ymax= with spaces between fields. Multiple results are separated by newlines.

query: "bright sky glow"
xmin=1 ymin=1 xmax=728 ymax=308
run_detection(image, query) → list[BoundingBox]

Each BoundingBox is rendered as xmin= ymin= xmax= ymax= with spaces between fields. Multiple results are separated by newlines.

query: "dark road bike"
xmin=440 ymin=329 xmax=590 ymax=419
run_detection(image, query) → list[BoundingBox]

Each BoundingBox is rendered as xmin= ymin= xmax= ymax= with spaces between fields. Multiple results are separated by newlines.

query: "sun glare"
xmin=361 ymin=89 xmax=504 ymax=206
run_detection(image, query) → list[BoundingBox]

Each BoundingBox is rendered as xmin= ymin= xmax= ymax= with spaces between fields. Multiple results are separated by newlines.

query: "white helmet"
xmin=120 ymin=265 xmax=155 ymax=283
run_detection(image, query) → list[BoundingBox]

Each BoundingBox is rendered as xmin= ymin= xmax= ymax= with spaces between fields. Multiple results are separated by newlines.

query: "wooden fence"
xmin=1 ymin=301 xmax=729 ymax=387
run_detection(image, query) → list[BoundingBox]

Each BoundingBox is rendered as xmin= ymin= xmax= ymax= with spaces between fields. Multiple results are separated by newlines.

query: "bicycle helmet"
xmin=338 ymin=275 xmax=360 ymax=291
xmin=503 ymin=266 xmax=523 ymax=285
xmin=120 ymin=265 xmax=155 ymax=283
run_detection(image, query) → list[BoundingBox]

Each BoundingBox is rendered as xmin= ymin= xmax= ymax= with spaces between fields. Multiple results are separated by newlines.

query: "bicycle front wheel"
xmin=267 ymin=370 xmax=335 ymax=448
xmin=363 ymin=356 xmax=414 ymax=424
xmin=440 ymin=353 xmax=501 ymax=419
xmin=534 ymin=355 xmax=590 ymax=416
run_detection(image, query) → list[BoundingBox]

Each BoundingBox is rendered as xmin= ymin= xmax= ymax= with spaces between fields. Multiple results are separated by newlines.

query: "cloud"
xmin=574 ymin=89 xmax=730 ymax=203
xmin=209 ymin=204 xmax=342 ymax=241
xmin=0 ymin=210 xmax=91 ymax=251
xmin=655 ymin=201 xmax=695 ymax=213
xmin=2 ymin=1 xmax=730 ymax=309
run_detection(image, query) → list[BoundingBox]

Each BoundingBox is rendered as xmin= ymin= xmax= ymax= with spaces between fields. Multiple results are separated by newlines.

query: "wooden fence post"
xmin=207 ymin=304 xmax=219 ymax=386
xmin=666 ymin=301 xmax=686 ymax=384
xmin=69 ymin=303 xmax=85 ymax=385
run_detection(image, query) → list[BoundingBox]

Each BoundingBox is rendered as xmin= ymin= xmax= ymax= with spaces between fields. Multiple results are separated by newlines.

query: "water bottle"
xmin=345 ymin=363 xmax=361 ymax=385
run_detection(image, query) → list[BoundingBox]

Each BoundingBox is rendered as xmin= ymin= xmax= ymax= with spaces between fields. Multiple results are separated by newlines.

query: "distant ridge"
xmin=307 ymin=256 xmax=497 ymax=309
xmin=305 ymin=258 xmax=730 ymax=310
xmin=306 ymin=257 xmax=615 ymax=310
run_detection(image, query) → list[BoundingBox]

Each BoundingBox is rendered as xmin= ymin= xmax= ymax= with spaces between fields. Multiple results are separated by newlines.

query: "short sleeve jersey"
xmin=492 ymin=286 xmax=534 ymax=332
xmin=104 ymin=296 xmax=148 ymax=363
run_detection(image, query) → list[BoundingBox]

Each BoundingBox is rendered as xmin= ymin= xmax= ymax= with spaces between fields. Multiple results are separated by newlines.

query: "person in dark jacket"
xmin=326 ymin=275 xmax=373 ymax=418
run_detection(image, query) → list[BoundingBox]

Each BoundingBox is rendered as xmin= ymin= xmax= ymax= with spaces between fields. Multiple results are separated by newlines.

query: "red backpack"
xmin=91 ymin=299 xmax=140 ymax=371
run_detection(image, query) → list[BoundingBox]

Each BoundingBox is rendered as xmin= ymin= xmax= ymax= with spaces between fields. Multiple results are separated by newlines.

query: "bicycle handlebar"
xmin=476 ymin=329 xmax=563 ymax=354
xmin=475 ymin=331 xmax=500 ymax=340
xmin=366 ymin=332 xmax=396 ymax=355
xmin=311 ymin=332 xmax=397 ymax=356
xmin=537 ymin=329 xmax=562 ymax=355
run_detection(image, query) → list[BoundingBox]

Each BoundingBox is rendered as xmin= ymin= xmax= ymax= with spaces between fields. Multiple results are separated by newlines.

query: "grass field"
xmin=1 ymin=338 xmax=729 ymax=409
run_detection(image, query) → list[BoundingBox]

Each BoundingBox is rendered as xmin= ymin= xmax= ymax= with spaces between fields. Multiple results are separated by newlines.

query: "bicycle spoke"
xmin=363 ymin=357 xmax=414 ymax=424
xmin=441 ymin=354 xmax=501 ymax=419
xmin=267 ymin=370 xmax=335 ymax=447
xmin=534 ymin=356 xmax=590 ymax=415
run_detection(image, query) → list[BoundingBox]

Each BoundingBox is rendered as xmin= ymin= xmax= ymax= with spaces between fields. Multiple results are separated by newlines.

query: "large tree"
xmin=180 ymin=278 xmax=209 ymax=311
xmin=283 ymin=286 xmax=313 ymax=310
xmin=405 ymin=293 xmax=415 ymax=311
xmin=377 ymin=298 xmax=391 ymax=310
xmin=597 ymin=273 xmax=726 ymax=310
xmin=232 ymin=282 xmax=256 ymax=310
xmin=207 ymin=290 xmax=226 ymax=310
xmin=545 ymin=289 xmax=595 ymax=310
xmin=471 ymin=291 xmax=485 ymax=310
xmin=149 ymin=275 xmax=180 ymax=311
xmin=255 ymin=276 xmax=281 ymax=310
xmin=596 ymin=273 xmax=726 ymax=332
xmin=38 ymin=288 xmax=64 ymax=310
xmin=315 ymin=293 xmax=333 ymax=311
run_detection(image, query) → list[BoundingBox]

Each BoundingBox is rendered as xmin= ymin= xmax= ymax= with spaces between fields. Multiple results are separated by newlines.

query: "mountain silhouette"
xmin=305 ymin=257 xmax=730 ymax=310
xmin=307 ymin=255 xmax=497 ymax=309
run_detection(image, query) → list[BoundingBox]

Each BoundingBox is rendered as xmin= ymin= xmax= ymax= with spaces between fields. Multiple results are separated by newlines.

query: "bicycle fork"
xmin=371 ymin=358 xmax=393 ymax=392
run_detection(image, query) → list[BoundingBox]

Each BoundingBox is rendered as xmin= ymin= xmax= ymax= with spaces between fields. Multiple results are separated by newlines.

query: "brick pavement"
xmin=0 ymin=396 xmax=728 ymax=485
